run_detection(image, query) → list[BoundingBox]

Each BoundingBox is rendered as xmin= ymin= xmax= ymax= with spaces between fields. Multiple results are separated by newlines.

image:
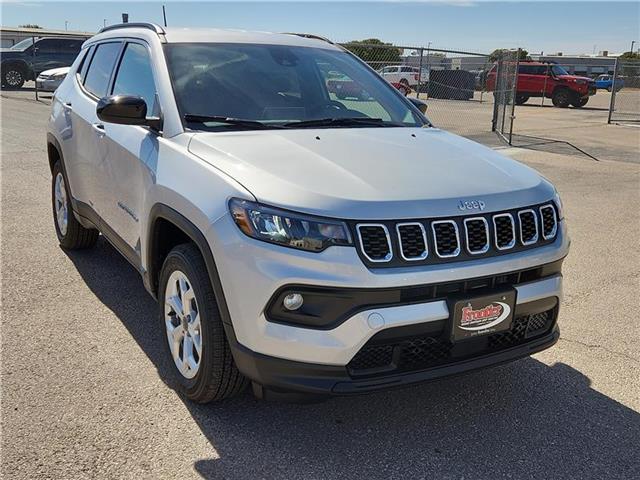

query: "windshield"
xmin=164 ymin=43 xmax=426 ymax=130
xmin=551 ymin=65 xmax=569 ymax=76
xmin=9 ymin=38 xmax=35 ymax=51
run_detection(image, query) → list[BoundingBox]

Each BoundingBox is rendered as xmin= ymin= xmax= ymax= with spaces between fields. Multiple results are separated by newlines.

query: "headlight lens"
xmin=51 ymin=73 xmax=67 ymax=80
xmin=554 ymin=191 xmax=564 ymax=219
xmin=229 ymin=198 xmax=352 ymax=252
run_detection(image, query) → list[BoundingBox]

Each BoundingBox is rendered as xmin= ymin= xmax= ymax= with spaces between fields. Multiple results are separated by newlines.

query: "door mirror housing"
xmin=96 ymin=95 xmax=162 ymax=130
xmin=408 ymin=97 xmax=428 ymax=114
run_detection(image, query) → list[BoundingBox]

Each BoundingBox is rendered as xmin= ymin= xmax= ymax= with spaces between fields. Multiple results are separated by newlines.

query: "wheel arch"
xmin=1 ymin=59 xmax=32 ymax=79
xmin=146 ymin=204 xmax=236 ymax=331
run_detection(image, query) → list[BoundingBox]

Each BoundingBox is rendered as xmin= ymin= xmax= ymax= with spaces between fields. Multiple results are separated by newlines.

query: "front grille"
xmin=493 ymin=214 xmax=515 ymax=250
xmin=396 ymin=223 xmax=427 ymax=260
xmin=464 ymin=218 xmax=489 ymax=254
xmin=356 ymin=224 xmax=392 ymax=262
xmin=353 ymin=202 xmax=559 ymax=267
xmin=540 ymin=205 xmax=557 ymax=239
xmin=518 ymin=210 xmax=538 ymax=245
xmin=348 ymin=309 xmax=556 ymax=376
xmin=432 ymin=221 xmax=460 ymax=257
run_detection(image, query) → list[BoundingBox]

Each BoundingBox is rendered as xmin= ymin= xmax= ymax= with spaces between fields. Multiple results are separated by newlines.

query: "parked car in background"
xmin=594 ymin=74 xmax=623 ymax=92
xmin=0 ymin=36 xmax=84 ymax=89
xmin=36 ymin=66 xmax=70 ymax=92
xmin=378 ymin=65 xmax=428 ymax=87
xmin=486 ymin=61 xmax=596 ymax=108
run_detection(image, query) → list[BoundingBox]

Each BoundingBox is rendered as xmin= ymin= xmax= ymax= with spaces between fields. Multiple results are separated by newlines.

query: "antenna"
xmin=162 ymin=5 xmax=167 ymax=27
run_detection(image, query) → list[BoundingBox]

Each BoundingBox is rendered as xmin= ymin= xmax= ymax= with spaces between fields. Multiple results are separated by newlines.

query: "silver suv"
xmin=47 ymin=24 xmax=569 ymax=402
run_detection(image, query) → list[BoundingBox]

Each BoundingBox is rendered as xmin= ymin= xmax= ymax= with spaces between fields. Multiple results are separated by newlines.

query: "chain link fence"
xmin=339 ymin=42 xmax=505 ymax=144
xmin=609 ymin=60 xmax=640 ymax=124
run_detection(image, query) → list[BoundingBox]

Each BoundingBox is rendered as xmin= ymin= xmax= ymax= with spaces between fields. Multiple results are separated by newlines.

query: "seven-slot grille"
xmin=355 ymin=203 xmax=558 ymax=266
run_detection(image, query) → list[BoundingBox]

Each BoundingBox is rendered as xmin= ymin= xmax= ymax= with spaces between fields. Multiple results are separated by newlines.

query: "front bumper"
xmin=208 ymin=214 xmax=568 ymax=365
xmin=36 ymin=79 xmax=61 ymax=92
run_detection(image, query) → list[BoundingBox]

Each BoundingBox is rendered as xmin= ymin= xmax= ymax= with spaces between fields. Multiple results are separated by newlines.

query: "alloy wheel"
xmin=54 ymin=172 xmax=68 ymax=236
xmin=5 ymin=70 xmax=23 ymax=87
xmin=164 ymin=270 xmax=202 ymax=379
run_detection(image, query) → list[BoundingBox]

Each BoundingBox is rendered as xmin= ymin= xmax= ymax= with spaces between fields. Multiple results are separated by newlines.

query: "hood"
xmin=558 ymin=75 xmax=594 ymax=83
xmin=188 ymin=127 xmax=555 ymax=219
xmin=38 ymin=67 xmax=70 ymax=77
xmin=0 ymin=50 xmax=23 ymax=57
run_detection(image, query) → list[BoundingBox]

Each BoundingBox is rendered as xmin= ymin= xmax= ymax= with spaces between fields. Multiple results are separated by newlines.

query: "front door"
xmin=94 ymin=41 xmax=160 ymax=255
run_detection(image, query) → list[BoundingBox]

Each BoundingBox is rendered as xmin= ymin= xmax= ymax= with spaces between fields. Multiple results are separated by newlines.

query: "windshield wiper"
xmin=184 ymin=114 xmax=281 ymax=130
xmin=282 ymin=117 xmax=396 ymax=128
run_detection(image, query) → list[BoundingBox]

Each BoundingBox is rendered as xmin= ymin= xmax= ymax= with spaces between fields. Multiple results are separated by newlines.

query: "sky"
xmin=1 ymin=1 xmax=639 ymax=55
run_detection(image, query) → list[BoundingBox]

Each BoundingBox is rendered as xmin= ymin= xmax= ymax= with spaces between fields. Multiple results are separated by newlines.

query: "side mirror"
xmin=96 ymin=95 xmax=162 ymax=130
xmin=408 ymin=97 xmax=428 ymax=114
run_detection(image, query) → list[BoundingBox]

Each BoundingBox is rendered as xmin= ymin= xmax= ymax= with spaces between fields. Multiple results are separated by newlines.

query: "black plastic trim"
xmin=265 ymin=258 xmax=564 ymax=329
xmin=226 ymin=323 xmax=560 ymax=396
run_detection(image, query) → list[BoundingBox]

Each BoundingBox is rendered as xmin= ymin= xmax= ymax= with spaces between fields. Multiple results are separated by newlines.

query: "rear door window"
xmin=83 ymin=41 xmax=122 ymax=98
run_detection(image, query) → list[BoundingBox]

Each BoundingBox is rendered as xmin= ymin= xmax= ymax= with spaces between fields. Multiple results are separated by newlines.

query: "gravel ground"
xmin=1 ymin=93 xmax=639 ymax=479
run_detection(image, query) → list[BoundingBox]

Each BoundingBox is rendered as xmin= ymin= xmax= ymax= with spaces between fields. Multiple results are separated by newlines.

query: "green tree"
xmin=488 ymin=48 xmax=529 ymax=63
xmin=619 ymin=51 xmax=640 ymax=60
xmin=343 ymin=39 xmax=402 ymax=69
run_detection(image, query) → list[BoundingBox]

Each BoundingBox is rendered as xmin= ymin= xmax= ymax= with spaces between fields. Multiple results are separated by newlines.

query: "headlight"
xmin=554 ymin=190 xmax=564 ymax=220
xmin=51 ymin=73 xmax=67 ymax=80
xmin=574 ymin=79 xmax=586 ymax=85
xmin=229 ymin=198 xmax=352 ymax=252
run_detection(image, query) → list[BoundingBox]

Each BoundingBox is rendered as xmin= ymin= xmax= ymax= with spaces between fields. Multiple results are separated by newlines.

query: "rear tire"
xmin=51 ymin=161 xmax=99 ymax=249
xmin=399 ymin=78 xmax=409 ymax=87
xmin=158 ymin=243 xmax=248 ymax=403
xmin=552 ymin=88 xmax=571 ymax=108
xmin=1 ymin=66 xmax=26 ymax=89
xmin=607 ymin=86 xmax=612 ymax=93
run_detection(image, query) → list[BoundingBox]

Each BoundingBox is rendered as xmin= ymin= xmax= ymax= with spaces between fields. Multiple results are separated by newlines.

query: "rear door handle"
xmin=63 ymin=102 xmax=73 ymax=111
xmin=92 ymin=123 xmax=105 ymax=136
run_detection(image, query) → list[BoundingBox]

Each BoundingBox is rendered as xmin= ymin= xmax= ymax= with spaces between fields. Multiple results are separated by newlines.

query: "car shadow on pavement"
xmin=65 ymin=238 xmax=640 ymax=480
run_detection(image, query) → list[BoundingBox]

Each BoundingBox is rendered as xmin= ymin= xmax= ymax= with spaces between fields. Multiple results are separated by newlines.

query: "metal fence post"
xmin=32 ymin=35 xmax=39 ymax=102
xmin=508 ymin=49 xmax=521 ymax=144
xmin=491 ymin=60 xmax=502 ymax=132
xmin=541 ymin=63 xmax=549 ymax=107
xmin=416 ymin=47 xmax=424 ymax=99
xmin=607 ymin=57 xmax=619 ymax=124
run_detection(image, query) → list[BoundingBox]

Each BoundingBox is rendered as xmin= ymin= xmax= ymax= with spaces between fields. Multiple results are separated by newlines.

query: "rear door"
xmin=69 ymin=41 xmax=123 ymax=212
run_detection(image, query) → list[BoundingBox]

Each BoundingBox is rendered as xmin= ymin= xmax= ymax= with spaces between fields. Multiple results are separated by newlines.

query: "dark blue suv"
xmin=1 ymin=36 xmax=85 ymax=89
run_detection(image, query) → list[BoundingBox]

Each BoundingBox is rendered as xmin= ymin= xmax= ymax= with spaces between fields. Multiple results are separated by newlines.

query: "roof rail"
xmin=283 ymin=32 xmax=334 ymax=45
xmin=98 ymin=22 xmax=165 ymax=35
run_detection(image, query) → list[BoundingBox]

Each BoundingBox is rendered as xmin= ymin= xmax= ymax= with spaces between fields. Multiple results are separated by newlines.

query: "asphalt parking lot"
xmin=1 ymin=91 xmax=639 ymax=479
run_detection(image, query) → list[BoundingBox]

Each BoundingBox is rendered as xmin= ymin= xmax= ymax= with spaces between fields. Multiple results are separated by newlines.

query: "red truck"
xmin=486 ymin=61 xmax=596 ymax=108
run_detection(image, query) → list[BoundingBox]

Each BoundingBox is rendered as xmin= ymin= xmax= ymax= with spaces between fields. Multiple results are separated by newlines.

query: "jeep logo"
xmin=458 ymin=200 xmax=486 ymax=211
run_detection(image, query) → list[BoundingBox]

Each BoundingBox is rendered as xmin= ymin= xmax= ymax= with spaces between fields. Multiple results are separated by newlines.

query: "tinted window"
xmin=84 ymin=42 xmax=121 ymax=98
xmin=36 ymin=39 xmax=67 ymax=54
xmin=112 ymin=42 xmax=157 ymax=114
xmin=77 ymin=46 xmax=95 ymax=82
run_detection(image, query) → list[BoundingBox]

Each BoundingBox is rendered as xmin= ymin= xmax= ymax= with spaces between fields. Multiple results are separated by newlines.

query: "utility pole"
xmin=103 ymin=19 xmax=107 ymax=28
xmin=64 ymin=20 xmax=69 ymax=31
xmin=631 ymin=40 xmax=636 ymax=54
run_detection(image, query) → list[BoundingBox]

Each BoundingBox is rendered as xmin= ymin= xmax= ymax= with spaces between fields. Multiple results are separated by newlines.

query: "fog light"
xmin=283 ymin=293 xmax=304 ymax=311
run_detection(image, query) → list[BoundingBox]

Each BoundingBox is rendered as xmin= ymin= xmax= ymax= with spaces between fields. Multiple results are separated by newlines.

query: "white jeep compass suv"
xmin=47 ymin=23 xmax=569 ymax=402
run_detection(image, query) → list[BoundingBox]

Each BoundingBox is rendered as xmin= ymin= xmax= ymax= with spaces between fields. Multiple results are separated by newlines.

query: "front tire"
xmin=571 ymin=97 xmax=589 ymax=108
xmin=552 ymin=88 xmax=571 ymax=108
xmin=159 ymin=243 xmax=247 ymax=403
xmin=51 ymin=161 xmax=99 ymax=249
xmin=515 ymin=94 xmax=529 ymax=105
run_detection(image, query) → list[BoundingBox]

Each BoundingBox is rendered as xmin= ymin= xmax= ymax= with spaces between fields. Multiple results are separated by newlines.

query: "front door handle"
xmin=63 ymin=102 xmax=72 ymax=111
xmin=92 ymin=123 xmax=105 ymax=136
